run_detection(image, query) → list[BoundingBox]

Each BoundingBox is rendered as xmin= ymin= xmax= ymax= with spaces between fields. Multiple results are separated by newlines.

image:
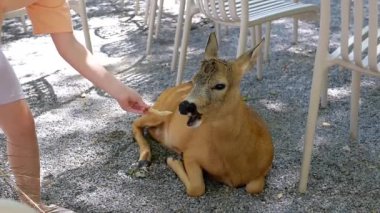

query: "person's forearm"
xmin=50 ymin=32 xmax=128 ymax=100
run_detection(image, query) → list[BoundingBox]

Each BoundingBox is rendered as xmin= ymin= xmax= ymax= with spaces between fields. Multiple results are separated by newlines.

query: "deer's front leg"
xmin=132 ymin=113 xmax=164 ymax=166
xmin=167 ymin=156 xmax=205 ymax=197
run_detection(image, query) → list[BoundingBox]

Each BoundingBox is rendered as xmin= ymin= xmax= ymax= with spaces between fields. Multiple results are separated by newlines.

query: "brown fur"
xmin=132 ymin=33 xmax=273 ymax=196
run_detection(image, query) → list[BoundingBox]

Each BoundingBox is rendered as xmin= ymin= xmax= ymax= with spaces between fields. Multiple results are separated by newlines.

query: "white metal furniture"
xmin=121 ymin=0 xmax=164 ymax=55
xmin=0 ymin=0 xmax=93 ymax=52
xmin=170 ymin=0 xmax=197 ymax=77
xmin=172 ymin=0 xmax=319 ymax=85
xmin=299 ymin=0 xmax=380 ymax=193
xmin=121 ymin=0 xmax=141 ymax=15
xmin=68 ymin=0 xmax=93 ymax=52
xmin=145 ymin=0 xmax=165 ymax=54
xmin=145 ymin=0 xmax=189 ymax=55
xmin=121 ymin=0 xmax=164 ymax=54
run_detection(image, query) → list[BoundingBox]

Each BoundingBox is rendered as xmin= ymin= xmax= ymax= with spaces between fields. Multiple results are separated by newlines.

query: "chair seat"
xmin=209 ymin=0 xmax=319 ymax=26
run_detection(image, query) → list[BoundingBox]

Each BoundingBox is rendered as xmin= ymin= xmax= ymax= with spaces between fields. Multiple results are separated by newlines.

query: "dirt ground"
xmin=1 ymin=0 xmax=379 ymax=212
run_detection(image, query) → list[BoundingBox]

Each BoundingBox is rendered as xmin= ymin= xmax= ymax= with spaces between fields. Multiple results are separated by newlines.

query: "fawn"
xmin=132 ymin=32 xmax=273 ymax=196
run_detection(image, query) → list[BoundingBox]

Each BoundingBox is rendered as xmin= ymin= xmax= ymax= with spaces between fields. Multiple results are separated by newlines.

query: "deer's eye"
xmin=212 ymin=84 xmax=226 ymax=90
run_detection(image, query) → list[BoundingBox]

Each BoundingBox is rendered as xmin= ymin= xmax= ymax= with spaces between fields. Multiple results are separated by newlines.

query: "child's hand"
xmin=116 ymin=87 xmax=150 ymax=114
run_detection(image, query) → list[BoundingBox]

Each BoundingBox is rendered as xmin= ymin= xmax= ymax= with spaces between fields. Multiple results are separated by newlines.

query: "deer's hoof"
xmin=128 ymin=160 xmax=151 ymax=178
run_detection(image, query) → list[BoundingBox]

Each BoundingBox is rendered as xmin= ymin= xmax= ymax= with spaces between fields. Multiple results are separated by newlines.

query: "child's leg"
xmin=0 ymin=50 xmax=41 ymax=205
xmin=0 ymin=100 xmax=41 ymax=205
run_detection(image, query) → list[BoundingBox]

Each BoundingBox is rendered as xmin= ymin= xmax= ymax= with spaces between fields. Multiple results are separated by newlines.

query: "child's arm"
xmin=50 ymin=32 xmax=149 ymax=114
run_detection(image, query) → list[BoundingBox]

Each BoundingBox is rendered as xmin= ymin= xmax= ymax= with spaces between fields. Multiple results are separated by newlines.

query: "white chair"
xmin=0 ymin=0 xmax=93 ymax=53
xmin=121 ymin=0 xmax=141 ymax=15
xmin=120 ymin=0 xmax=164 ymax=54
xmin=170 ymin=0 xmax=197 ymax=77
xmin=120 ymin=0 xmax=160 ymax=54
xmin=145 ymin=0 xmax=165 ymax=54
xmin=299 ymin=0 xmax=380 ymax=193
xmin=68 ymin=0 xmax=93 ymax=53
xmin=172 ymin=0 xmax=319 ymax=85
xmin=145 ymin=0 xmax=193 ymax=56
xmin=145 ymin=0 xmax=189 ymax=56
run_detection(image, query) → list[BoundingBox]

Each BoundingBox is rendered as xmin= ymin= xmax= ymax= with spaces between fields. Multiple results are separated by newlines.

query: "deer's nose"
xmin=179 ymin=100 xmax=197 ymax=115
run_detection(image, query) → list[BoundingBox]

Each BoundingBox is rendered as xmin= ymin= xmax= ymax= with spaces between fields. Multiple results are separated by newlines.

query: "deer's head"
xmin=179 ymin=32 xmax=263 ymax=127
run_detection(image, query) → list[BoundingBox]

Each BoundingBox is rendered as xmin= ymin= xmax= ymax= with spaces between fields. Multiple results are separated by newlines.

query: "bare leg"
xmin=0 ymin=100 xmax=41 ymax=206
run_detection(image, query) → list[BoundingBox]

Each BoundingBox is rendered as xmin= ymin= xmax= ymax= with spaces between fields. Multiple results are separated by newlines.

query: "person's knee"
xmin=3 ymin=102 xmax=39 ymax=174
xmin=11 ymin=115 xmax=36 ymax=139
xmin=0 ymin=100 xmax=36 ymax=141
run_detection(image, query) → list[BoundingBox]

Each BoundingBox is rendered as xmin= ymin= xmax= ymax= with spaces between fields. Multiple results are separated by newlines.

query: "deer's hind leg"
xmin=167 ymin=155 xmax=205 ymax=197
xmin=132 ymin=113 xmax=165 ymax=165
xmin=245 ymin=176 xmax=265 ymax=195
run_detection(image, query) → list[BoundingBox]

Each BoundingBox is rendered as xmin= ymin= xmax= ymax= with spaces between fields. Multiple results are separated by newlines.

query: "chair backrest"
xmin=196 ymin=0 xmax=248 ymax=23
xmin=323 ymin=0 xmax=380 ymax=74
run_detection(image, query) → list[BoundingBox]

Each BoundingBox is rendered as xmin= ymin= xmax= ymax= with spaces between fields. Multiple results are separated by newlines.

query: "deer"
xmin=132 ymin=32 xmax=273 ymax=197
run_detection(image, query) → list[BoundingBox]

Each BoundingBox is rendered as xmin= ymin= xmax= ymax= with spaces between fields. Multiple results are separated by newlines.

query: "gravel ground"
xmin=1 ymin=0 xmax=379 ymax=212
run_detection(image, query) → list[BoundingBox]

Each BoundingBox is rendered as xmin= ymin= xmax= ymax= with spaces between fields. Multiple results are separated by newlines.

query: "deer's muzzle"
xmin=179 ymin=100 xmax=202 ymax=127
xmin=179 ymin=101 xmax=197 ymax=115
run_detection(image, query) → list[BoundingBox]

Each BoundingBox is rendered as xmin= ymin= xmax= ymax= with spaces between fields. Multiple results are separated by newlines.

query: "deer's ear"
xmin=204 ymin=32 xmax=218 ymax=60
xmin=234 ymin=38 xmax=264 ymax=74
